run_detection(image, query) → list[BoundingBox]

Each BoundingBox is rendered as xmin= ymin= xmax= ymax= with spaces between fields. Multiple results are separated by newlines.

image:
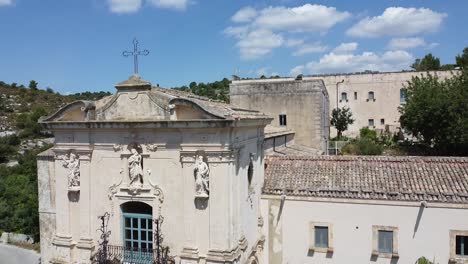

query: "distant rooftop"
xmin=264 ymin=155 xmax=468 ymax=204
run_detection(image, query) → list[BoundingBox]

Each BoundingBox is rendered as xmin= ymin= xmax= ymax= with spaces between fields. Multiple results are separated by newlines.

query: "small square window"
xmin=456 ymin=235 xmax=468 ymax=256
xmin=380 ymin=119 xmax=385 ymax=125
xmin=315 ymin=226 xmax=329 ymax=248
xmin=368 ymin=119 xmax=374 ymax=127
xmin=378 ymin=230 xmax=393 ymax=254
xmin=279 ymin=114 xmax=287 ymax=126
xmin=354 ymin=92 xmax=357 ymax=100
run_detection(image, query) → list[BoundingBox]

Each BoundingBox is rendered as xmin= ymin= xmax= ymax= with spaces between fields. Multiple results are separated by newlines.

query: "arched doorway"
xmin=121 ymin=201 xmax=153 ymax=250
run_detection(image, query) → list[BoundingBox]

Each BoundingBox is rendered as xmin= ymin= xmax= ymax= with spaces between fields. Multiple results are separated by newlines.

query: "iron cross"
xmin=122 ymin=38 xmax=149 ymax=74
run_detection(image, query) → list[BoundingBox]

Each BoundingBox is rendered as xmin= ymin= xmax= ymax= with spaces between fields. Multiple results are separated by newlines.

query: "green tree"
xmin=400 ymin=69 xmax=468 ymax=155
xmin=415 ymin=257 xmax=433 ymax=264
xmin=331 ymin=107 xmax=354 ymax=139
xmin=28 ymin=80 xmax=38 ymax=90
xmin=456 ymin=47 xmax=468 ymax=69
xmin=411 ymin=53 xmax=441 ymax=71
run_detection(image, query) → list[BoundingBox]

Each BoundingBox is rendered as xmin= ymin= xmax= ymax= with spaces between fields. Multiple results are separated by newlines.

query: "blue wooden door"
xmin=123 ymin=212 xmax=153 ymax=263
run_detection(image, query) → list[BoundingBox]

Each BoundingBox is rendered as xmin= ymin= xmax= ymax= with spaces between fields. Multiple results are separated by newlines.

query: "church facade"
xmin=37 ymin=75 xmax=271 ymax=264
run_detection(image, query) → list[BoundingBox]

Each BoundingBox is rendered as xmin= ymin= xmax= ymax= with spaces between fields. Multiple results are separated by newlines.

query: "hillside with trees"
xmin=171 ymin=78 xmax=230 ymax=103
xmin=0 ymin=80 xmax=111 ymax=243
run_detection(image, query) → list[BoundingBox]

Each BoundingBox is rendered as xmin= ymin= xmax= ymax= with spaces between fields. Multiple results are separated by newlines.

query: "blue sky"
xmin=0 ymin=0 xmax=466 ymax=94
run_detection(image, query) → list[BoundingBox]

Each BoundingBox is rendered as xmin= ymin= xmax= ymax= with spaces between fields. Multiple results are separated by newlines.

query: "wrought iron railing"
xmin=93 ymin=245 xmax=174 ymax=264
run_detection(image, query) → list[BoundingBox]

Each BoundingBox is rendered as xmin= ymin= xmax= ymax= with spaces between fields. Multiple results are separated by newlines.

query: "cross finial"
xmin=122 ymin=38 xmax=149 ymax=74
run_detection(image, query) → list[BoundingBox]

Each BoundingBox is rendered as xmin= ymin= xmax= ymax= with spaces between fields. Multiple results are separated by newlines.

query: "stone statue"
xmin=194 ymin=155 xmax=209 ymax=197
xmin=128 ymin=148 xmax=143 ymax=187
xmin=62 ymin=153 xmax=80 ymax=188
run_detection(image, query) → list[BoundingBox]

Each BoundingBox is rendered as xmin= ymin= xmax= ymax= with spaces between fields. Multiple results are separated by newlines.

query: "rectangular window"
xmin=400 ymin=89 xmax=407 ymax=104
xmin=279 ymin=114 xmax=287 ymax=126
xmin=368 ymin=91 xmax=375 ymax=101
xmin=354 ymin=92 xmax=357 ymax=100
xmin=315 ymin=226 xmax=329 ymax=248
xmin=378 ymin=230 xmax=393 ymax=254
xmin=368 ymin=119 xmax=374 ymax=127
xmin=380 ymin=119 xmax=385 ymax=125
xmin=456 ymin=235 xmax=468 ymax=256
xmin=309 ymin=222 xmax=333 ymax=252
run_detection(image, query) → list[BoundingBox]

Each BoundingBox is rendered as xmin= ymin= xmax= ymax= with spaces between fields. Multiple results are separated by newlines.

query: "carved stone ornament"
xmin=113 ymin=144 xmax=122 ymax=152
xmin=60 ymin=152 xmax=80 ymax=192
xmin=128 ymin=147 xmax=144 ymax=191
xmin=145 ymin=143 xmax=158 ymax=152
xmin=194 ymin=154 xmax=210 ymax=198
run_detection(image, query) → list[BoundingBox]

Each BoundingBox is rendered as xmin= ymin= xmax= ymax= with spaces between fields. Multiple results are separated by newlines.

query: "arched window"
xmin=121 ymin=202 xmax=153 ymax=250
xmin=340 ymin=92 xmax=348 ymax=101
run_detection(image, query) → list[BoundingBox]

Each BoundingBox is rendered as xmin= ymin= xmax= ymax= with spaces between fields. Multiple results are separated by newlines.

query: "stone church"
xmin=38 ymin=75 xmax=270 ymax=264
xmin=38 ymin=74 xmax=468 ymax=264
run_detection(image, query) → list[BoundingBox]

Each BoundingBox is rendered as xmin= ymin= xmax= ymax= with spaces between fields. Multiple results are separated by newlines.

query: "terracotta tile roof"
xmin=263 ymin=155 xmax=468 ymax=204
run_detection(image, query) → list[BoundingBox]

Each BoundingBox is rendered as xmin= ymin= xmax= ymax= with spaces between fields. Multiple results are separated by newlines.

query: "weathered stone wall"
xmin=37 ymin=150 xmax=56 ymax=264
xmin=306 ymin=70 xmax=459 ymax=136
xmin=230 ymin=79 xmax=329 ymax=152
xmin=231 ymin=70 xmax=458 ymax=140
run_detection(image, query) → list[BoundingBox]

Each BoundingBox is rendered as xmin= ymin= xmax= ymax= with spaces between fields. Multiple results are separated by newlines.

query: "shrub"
xmin=359 ymin=127 xmax=377 ymax=141
xmin=342 ymin=138 xmax=383 ymax=156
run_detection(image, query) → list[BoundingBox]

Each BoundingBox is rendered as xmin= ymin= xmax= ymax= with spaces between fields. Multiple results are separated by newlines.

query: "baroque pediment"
xmin=40 ymin=74 xmax=271 ymax=124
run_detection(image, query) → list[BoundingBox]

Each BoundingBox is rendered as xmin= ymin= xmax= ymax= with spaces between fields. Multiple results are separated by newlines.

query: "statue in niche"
xmin=194 ymin=155 xmax=210 ymax=197
xmin=128 ymin=148 xmax=144 ymax=187
xmin=62 ymin=153 xmax=80 ymax=189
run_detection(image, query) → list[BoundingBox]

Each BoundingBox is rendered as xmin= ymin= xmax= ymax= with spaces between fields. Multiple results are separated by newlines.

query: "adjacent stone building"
xmin=37 ymin=75 xmax=271 ymax=264
xmin=231 ymin=70 xmax=458 ymax=140
xmin=230 ymin=78 xmax=330 ymax=153
xmin=306 ymin=70 xmax=459 ymax=136
xmin=261 ymin=155 xmax=468 ymax=264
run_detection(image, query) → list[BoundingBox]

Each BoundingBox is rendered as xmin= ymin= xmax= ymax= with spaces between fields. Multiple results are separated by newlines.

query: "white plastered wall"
xmin=261 ymin=196 xmax=468 ymax=264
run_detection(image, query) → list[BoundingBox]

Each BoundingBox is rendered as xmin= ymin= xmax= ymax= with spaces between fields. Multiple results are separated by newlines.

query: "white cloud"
xmin=237 ymin=29 xmax=284 ymax=60
xmin=333 ymin=42 xmax=358 ymax=54
xmin=255 ymin=4 xmax=351 ymax=32
xmin=225 ymin=4 xmax=350 ymax=59
xmin=292 ymin=42 xmax=328 ymax=56
xmin=0 ymin=0 xmax=13 ymax=6
xmin=108 ymin=0 xmax=189 ymax=13
xmin=223 ymin=26 xmax=249 ymax=38
xmin=285 ymin=38 xmax=304 ymax=47
xmin=232 ymin=6 xmax=257 ymax=23
xmin=388 ymin=38 xmax=426 ymax=50
xmin=256 ymin=67 xmax=271 ymax=77
xmin=347 ymin=7 xmax=447 ymax=37
xmin=387 ymin=38 xmax=440 ymax=50
xmin=108 ymin=0 xmax=142 ymax=13
xmin=291 ymin=44 xmax=414 ymax=74
xmin=426 ymin=42 xmax=440 ymax=49
xmin=290 ymin=65 xmax=305 ymax=76
xmin=148 ymin=0 xmax=189 ymax=10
